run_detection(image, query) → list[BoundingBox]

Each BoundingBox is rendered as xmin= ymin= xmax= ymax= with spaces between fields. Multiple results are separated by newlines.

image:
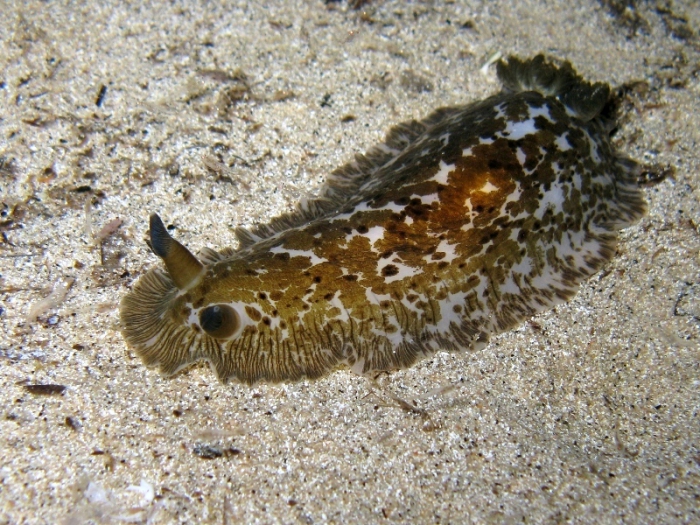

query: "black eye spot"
xmin=199 ymin=304 xmax=239 ymax=339
xmin=201 ymin=307 xmax=222 ymax=331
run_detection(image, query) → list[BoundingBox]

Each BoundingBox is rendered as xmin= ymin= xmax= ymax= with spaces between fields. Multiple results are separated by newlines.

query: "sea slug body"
xmin=120 ymin=55 xmax=647 ymax=384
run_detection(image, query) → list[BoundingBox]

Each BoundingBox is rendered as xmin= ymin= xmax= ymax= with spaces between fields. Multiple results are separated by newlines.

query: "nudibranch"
xmin=120 ymin=55 xmax=647 ymax=384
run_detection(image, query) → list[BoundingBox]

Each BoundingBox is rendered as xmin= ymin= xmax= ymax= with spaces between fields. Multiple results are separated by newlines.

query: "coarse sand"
xmin=0 ymin=1 xmax=698 ymax=523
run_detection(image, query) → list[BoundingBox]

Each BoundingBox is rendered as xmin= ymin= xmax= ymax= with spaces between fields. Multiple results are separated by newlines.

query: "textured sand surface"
xmin=1 ymin=1 xmax=698 ymax=523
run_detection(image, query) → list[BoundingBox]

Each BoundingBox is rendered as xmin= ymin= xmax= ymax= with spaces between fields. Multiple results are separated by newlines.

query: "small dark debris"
xmin=172 ymin=409 xmax=182 ymax=417
xmin=269 ymin=19 xmax=293 ymax=30
xmin=42 ymin=166 xmax=57 ymax=179
xmin=65 ymin=416 xmax=81 ymax=431
xmin=674 ymin=282 xmax=699 ymax=322
xmin=529 ymin=321 xmax=543 ymax=331
xmin=166 ymin=162 xmax=180 ymax=177
xmin=0 ymin=157 xmax=17 ymax=178
xmin=320 ymin=93 xmax=332 ymax=108
xmin=193 ymin=444 xmax=223 ymax=459
xmin=74 ymin=185 xmax=92 ymax=193
xmin=95 ymin=85 xmax=107 ymax=107
xmin=24 ymin=384 xmax=66 ymax=395
xmin=325 ymin=0 xmax=370 ymax=8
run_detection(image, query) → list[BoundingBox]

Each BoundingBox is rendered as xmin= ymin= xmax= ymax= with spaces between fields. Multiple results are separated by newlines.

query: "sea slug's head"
xmin=120 ymin=214 xmax=244 ymax=379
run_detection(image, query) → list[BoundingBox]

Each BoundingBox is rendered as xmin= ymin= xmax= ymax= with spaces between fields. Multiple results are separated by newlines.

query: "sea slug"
xmin=120 ymin=55 xmax=647 ymax=384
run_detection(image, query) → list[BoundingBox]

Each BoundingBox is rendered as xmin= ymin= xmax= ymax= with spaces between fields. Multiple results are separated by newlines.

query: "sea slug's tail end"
xmin=497 ymin=54 xmax=610 ymax=122
xmin=498 ymin=54 xmax=647 ymax=229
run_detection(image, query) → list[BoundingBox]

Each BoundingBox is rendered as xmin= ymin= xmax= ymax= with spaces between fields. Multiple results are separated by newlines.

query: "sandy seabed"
xmin=0 ymin=1 xmax=698 ymax=523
